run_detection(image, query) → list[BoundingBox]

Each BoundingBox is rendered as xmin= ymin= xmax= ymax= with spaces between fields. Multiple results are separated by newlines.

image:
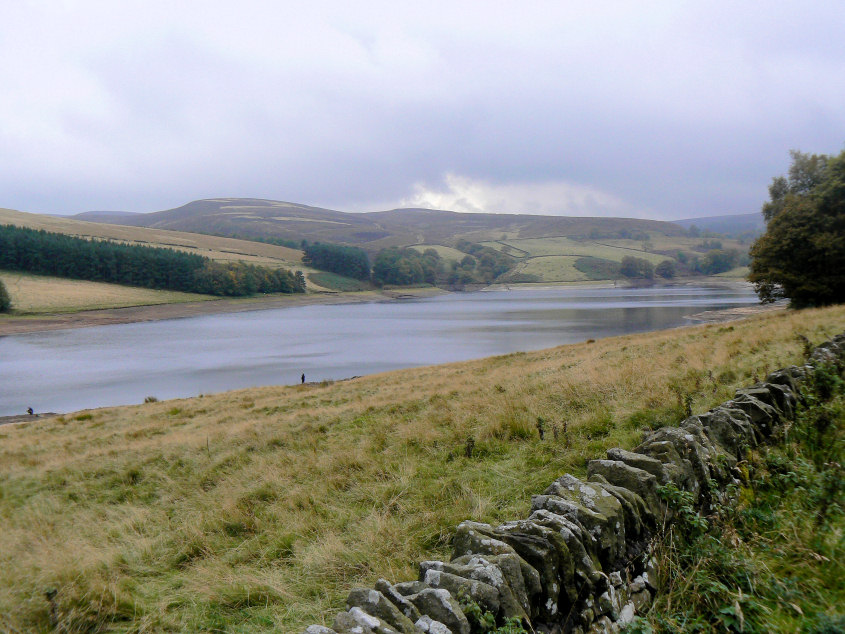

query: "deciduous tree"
xmin=749 ymin=149 xmax=845 ymax=307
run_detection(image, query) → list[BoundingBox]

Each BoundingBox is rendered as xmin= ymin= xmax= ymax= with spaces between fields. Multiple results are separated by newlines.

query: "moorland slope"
xmin=1 ymin=306 xmax=843 ymax=632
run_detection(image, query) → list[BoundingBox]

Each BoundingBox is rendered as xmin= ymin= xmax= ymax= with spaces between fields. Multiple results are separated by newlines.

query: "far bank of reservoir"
xmin=0 ymin=284 xmax=760 ymax=416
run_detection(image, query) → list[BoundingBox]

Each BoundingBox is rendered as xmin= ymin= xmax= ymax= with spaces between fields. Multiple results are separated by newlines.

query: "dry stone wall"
xmin=304 ymin=334 xmax=845 ymax=634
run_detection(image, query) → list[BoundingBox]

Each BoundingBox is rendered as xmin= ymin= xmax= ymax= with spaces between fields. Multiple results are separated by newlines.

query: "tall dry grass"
xmin=0 ymin=271 xmax=216 ymax=314
xmin=1 ymin=306 xmax=843 ymax=632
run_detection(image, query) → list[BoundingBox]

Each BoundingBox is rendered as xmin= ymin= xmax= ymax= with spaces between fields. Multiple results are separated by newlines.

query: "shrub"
xmin=0 ymin=279 xmax=10 ymax=312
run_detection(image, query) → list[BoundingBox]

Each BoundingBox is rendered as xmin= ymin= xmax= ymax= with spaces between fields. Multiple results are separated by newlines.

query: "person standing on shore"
xmin=301 ymin=373 xmax=305 ymax=384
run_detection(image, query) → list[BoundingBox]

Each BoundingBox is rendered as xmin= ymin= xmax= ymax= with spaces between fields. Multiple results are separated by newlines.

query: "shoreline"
xmin=0 ymin=278 xmax=757 ymax=336
xmin=0 ymin=287 xmax=446 ymax=336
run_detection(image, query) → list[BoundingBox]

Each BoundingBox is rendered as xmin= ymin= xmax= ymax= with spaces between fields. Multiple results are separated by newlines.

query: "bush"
xmin=655 ymin=260 xmax=677 ymax=279
xmin=0 ymin=279 xmax=10 ymax=312
xmin=620 ymin=256 xmax=655 ymax=279
xmin=574 ymin=256 xmax=622 ymax=280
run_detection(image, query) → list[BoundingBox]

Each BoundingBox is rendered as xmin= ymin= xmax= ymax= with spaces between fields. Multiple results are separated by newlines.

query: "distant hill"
xmin=73 ymin=198 xmax=687 ymax=255
xmin=673 ymin=212 xmax=764 ymax=237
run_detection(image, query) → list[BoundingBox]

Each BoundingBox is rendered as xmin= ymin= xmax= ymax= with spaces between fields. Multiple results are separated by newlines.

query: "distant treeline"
xmin=302 ymin=242 xmax=370 ymax=281
xmin=0 ymin=224 xmax=305 ymax=296
xmin=301 ymin=239 xmax=518 ymax=288
xmin=372 ymin=247 xmax=441 ymax=286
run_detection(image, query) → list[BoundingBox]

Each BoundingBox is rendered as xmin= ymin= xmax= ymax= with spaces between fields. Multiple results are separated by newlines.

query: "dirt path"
xmin=0 ymin=288 xmax=444 ymax=336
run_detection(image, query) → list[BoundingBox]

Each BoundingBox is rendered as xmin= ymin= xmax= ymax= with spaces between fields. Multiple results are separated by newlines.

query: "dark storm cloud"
xmin=1 ymin=1 xmax=844 ymax=219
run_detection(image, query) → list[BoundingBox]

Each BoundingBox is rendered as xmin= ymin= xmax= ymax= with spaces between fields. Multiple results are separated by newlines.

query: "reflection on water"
xmin=0 ymin=285 xmax=758 ymax=415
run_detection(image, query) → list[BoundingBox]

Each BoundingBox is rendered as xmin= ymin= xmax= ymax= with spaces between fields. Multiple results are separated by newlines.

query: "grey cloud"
xmin=1 ymin=1 xmax=843 ymax=218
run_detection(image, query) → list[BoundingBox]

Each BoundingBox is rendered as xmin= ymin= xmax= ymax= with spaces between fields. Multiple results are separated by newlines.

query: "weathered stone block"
xmin=492 ymin=518 xmax=573 ymax=618
xmin=606 ymin=448 xmax=668 ymax=483
xmin=528 ymin=508 xmax=600 ymax=597
xmin=374 ymin=579 xmax=422 ymax=624
xmin=544 ymin=475 xmax=629 ymax=564
xmin=446 ymin=554 xmax=532 ymax=619
xmin=586 ymin=460 xmax=663 ymax=520
xmin=406 ymin=589 xmax=470 ymax=634
xmin=450 ymin=521 xmax=541 ymax=607
xmin=419 ymin=564 xmax=500 ymax=615
xmin=333 ymin=607 xmax=400 ymax=634
xmin=346 ymin=588 xmax=418 ymax=634
xmin=414 ymin=615 xmax=452 ymax=634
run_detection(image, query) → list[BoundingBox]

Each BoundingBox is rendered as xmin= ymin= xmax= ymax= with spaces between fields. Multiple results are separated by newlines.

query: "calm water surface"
xmin=0 ymin=285 xmax=758 ymax=415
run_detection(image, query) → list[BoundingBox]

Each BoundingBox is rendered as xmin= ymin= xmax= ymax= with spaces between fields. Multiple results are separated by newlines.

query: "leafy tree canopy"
xmin=749 ymin=149 xmax=845 ymax=307
xmin=655 ymin=259 xmax=677 ymax=279
xmin=620 ymin=256 xmax=654 ymax=279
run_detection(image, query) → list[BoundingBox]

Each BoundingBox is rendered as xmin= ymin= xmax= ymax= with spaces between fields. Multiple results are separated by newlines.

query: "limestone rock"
xmin=585 ymin=460 xmax=662 ymax=520
xmin=587 ymin=474 xmax=653 ymax=537
xmin=447 ymin=553 xmax=533 ymax=619
xmin=528 ymin=508 xmax=600 ymax=597
xmin=451 ymin=521 xmax=514 ymax=558
xmin=414 ymin=616 xmax=452 ymax=634
xmin=606 ymin=448 xmax=668 ymax=483
xmin=406 ymin=588 xmax=470 ymax=634
xmin=544 ymin=474 xmax=630 ymax=565
xmin=333 ymin=607 xmax=400 ymax=634
xmin=633 ymin=439 xmax=696 ymax=492
xmin=374 ymin=579 xmax=422 ymax=624
xmin=419 ymin=564 xmax=500 ymax=615
xmin=392 ymin=581 xmax=429 ymax=597
xmin=728 ymin=393 xmax=780 ymax=438
xmin=304 ymin=626 xmax=337 ymax=634
xmin=531 ymin=493 xmax=620 ymax=570
xmin=630 ymin=589 xmax=652 ymax=612
xmin=450 ymin=521 xmax=542 ymax=606
xmin=492 ymin=518 xmax=573 ymax=618
xmin=346 ymin=589 xmax=418 ymax=634
xmin=766 ymin=367 xmax=803 ymax=394
xmin=616 ymin=603 xmax=636 ymax=628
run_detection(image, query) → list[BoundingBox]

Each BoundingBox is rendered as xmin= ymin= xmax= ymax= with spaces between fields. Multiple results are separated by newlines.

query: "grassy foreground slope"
xmin=1 ymin=307 xmax=844 ymax=632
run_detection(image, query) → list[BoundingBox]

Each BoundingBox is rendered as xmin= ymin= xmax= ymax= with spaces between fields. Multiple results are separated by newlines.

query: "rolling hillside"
xmin=673 ymin=212 xmax=764 ymax=237
xmin=73 ymin=198 xmax=687 ymax=253
xmin=68 ymin=198 xmax=753 ymax=284
xmin=0 ymin=207 xmax=304 ymax=269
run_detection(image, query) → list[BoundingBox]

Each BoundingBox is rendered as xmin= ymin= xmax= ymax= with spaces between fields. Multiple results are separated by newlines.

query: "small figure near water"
xmin=27 ymin=407 xmax=33 ymax=415
xmin=301 ymin=373 xmax=305 ymax=384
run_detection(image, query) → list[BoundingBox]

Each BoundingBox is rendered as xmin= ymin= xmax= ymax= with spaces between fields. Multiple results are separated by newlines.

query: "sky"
xmin=1 ymin=1 xmax=844 ymax=220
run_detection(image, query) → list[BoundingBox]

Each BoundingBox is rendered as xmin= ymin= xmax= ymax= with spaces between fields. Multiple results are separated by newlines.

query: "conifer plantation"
xmin=0 ymin=224 xmax=304 ymax=297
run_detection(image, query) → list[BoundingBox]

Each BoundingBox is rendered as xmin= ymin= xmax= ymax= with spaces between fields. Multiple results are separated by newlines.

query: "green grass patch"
xmin=573 ymin=256 xmax=622 ymax=280
xmin=307 ymin=271 xmax=373 ymax=292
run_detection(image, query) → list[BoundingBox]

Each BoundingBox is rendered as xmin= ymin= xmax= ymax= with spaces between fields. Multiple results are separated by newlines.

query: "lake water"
xmin=0 ymin=284 xmax=759 ymax=416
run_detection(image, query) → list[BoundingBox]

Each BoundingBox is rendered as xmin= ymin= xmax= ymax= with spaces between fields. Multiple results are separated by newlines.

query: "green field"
xmin=408 ymin=244 xmax=468 ymax=264
xmin=1 ymin=306 xmax=843 ymax=632
xmin=306 ymin=271 xmax=374 ymax=292
xmin=477 ymin=235 xmax=749 ymax=283
xmin=505 ymin=255 xmax=590 ymax=282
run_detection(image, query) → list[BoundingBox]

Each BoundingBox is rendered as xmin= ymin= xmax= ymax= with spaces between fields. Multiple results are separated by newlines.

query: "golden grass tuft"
xmin=0 ymin=305 xmax=844 ymax=631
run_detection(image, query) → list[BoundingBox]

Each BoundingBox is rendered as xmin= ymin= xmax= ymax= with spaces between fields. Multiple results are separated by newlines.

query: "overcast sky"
xmin=2 ymin=1 xmax=844 ymax=220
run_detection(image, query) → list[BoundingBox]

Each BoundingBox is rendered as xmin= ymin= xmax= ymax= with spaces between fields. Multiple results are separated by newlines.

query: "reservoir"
xmin=0 ymin=284 xmax=759 ymax=416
